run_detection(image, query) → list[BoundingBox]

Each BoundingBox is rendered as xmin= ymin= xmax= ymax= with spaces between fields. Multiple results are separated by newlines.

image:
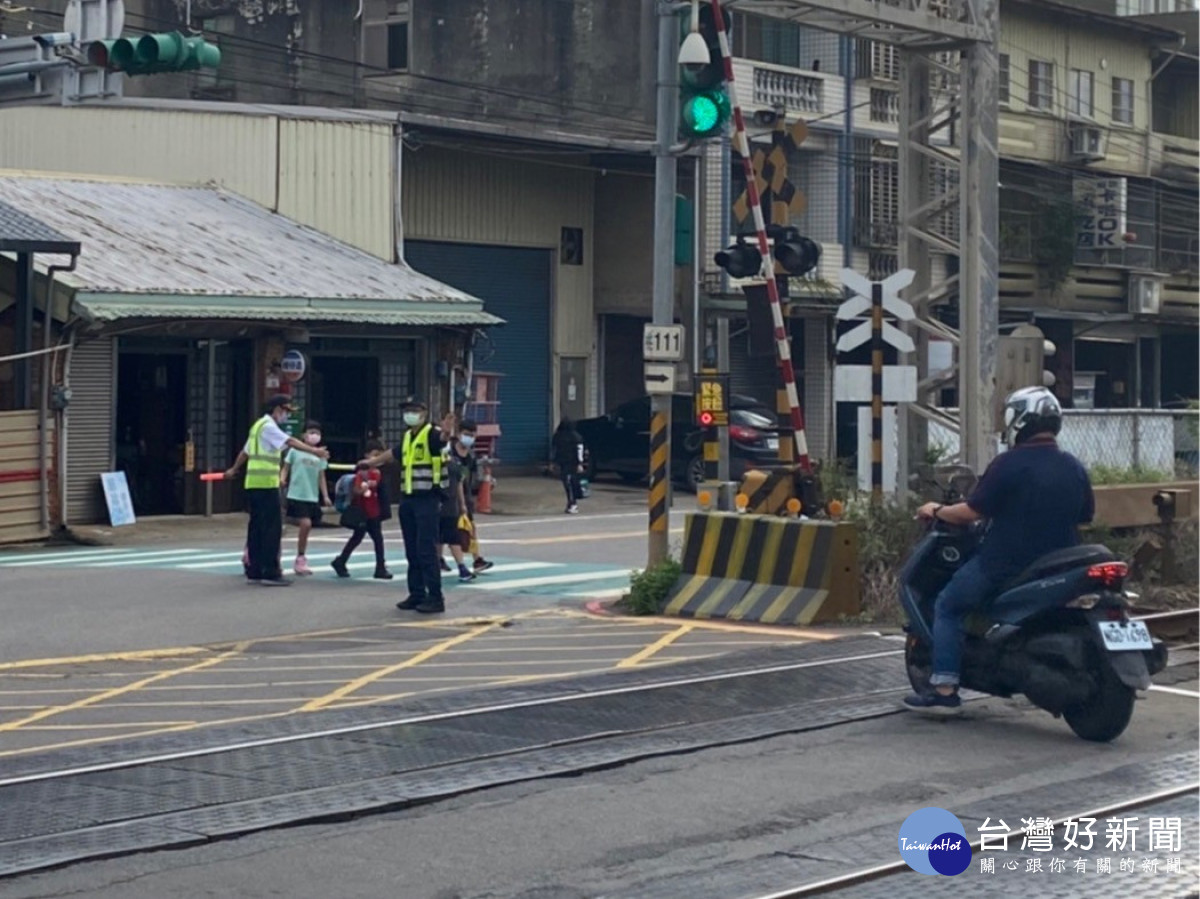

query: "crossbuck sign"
xmin=834 ymin=268 xmax=918 ymax=404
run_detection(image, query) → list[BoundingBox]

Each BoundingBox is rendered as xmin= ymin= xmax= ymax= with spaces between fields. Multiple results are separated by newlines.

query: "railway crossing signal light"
xmin=697 ymin=409 xmax=716 ymax=427
xmin=771 ymin=226 xmax=822 ymax=276
xmin=87 ymin=31 xmax=221 ymax=75
xmin=678 ymin=3 xmax=731 ymax=140
xmin=714 ymin=236 xmax=763 ymax=279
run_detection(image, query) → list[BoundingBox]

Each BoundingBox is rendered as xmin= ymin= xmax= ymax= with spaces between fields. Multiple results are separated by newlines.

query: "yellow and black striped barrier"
xmin=663 ymin=512 xmax=860 ymax=626
xmin=648 ymin=409 xmax=669 ymax=557
xmin=738 ymin=467 xmax=796 ymax=516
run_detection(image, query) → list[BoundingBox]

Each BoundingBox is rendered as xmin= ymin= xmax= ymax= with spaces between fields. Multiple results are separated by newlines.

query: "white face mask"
xmin=403 ymin=412 xmax=423 ymax=427
xmin=304 ymin=432 xmax=321 ymax=446
xmin=459 ymin=435 xmax=476 ymax=449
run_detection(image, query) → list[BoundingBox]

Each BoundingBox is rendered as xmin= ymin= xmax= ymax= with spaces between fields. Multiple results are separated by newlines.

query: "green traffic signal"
xmin=677 ymin=4 xmax=732 ymax=140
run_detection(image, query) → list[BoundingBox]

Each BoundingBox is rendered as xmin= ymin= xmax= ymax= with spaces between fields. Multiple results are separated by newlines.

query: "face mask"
xmin=403 ymin=412 xmax=422 ymax=427
xmin=274 ymin=410 xmax=289 ymax=425
xmin=459 ymin=435 xmax=476 ymax=449
xmin=304 ymin=432 xmax=321 ymax=446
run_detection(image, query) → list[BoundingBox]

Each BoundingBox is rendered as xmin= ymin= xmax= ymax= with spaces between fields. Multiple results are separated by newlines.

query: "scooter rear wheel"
xmin=904 ymin=634 xmax=933 ymax=694
xmin=1062 ymin=665 xmax=1135 ymax=743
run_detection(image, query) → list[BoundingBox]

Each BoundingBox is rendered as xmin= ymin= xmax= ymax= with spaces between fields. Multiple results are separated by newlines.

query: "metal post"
xmin=15 ymin=252 xmax=33 ymax=409
xmin=871 ymin=281 xmax=884 ymax=501
xmin=693 ymin=157 xmax=702 ymax=373
xmin=648 ymin=3 xmax=678 ymax=569
xmin=204 ymin=339 xmax=216 ymax=518
xmin=717 ymin=315 xmax=731 ymax=483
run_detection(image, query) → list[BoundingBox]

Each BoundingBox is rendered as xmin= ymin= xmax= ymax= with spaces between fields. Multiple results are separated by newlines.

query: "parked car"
xmin=576 ymin=393 xmax=781 ymax=492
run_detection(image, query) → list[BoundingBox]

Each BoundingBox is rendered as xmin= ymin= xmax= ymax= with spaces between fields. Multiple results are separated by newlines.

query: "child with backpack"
xmin=281 ymin=420 xmax=331 ymax=576
xmin=331 ymin=440 xmax=393 ymax=580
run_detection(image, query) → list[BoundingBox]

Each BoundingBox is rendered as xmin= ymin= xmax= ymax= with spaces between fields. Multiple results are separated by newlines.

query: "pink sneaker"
xmin=294 ymin=555 xmax=313 ymax=576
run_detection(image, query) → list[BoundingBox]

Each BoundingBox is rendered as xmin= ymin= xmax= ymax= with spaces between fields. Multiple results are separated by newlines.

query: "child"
xmin=331 ymin=441 xmax=393 ymax=580
xmin=281 ymin=420 xmax=331 ymax=576
xmin=437 ymin=418 xmax=495 ymax=579
xmin=452 ymin=419 xmax=494 ymax=574
xmin=552 ymin=418 xmax=585 ymax=514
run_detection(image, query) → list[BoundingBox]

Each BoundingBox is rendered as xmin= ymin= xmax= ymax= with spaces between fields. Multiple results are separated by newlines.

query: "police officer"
xmin=362 ymin=400 xmax=452 ymax=613
xmin=225 ymin=394 xmax=329 ymax=587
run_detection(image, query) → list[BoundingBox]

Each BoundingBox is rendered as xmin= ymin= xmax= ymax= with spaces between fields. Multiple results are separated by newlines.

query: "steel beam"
xmin=726 ymin=0 xmax=987 ymax=44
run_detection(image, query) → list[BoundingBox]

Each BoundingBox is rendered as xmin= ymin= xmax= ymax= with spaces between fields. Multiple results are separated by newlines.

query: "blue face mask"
xmin=403 ymin=412 xmax=423 ymax=427
xmin=460 ymin=435 xmax=476 ymax=449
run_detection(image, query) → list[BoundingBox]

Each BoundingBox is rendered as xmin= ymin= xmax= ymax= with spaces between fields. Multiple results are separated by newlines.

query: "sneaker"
xmin=396 ymin=595 xmax=422 ymax=610
xmin=374 ymin=569 xmax=394 ymax=580
xmin=458 ymin=568 xmax=477 ymax=583
xmin=294 ymin=556 xmax=313 ymax=576
xmin=260 ymin=577 xmax=293 ymax=587
xmin=903 ymin=690 xmax=962 ymax=713
xmin=440 ymin=559 xmax=452 ymax=572
xmin=330 ymin=558 xmax=350 ymax=578
xmin=566 ymin=505 xmax=579 ymax=514
xmin=473 ymin=559 xmax=495 ymax=573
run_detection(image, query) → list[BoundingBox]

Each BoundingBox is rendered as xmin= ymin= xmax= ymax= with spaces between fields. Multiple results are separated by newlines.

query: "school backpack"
xmin=333 ymin=473 xmax=355 ymax=512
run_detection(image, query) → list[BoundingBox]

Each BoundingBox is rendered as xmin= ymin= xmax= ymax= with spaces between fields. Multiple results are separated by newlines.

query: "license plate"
xmin=767 ymin=438 xmax=779 ymax=450
xmin=1098 ymin=620 xmax=1153 ymax=652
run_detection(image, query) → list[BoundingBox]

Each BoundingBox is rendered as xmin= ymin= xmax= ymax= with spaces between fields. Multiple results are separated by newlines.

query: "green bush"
xmin=1088 ymin=465 xmax=1175 ymax=485
xmin=626 ymin=557 xmax=683 ymax=615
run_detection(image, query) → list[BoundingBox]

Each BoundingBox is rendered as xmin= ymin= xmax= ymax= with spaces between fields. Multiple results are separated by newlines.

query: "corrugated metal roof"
xmin=0 ymin=196 xmax=80 ymax=254
xmin=76 ymin=298 xmax=502 ymax=327
xmin=0 ymin=174 xmax=501 ymax=326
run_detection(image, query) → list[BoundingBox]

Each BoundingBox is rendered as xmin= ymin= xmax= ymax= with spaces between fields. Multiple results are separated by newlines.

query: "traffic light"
xmin=698 ymin=409 xmax=717 ymax=427
xmin=770 ymin=226 xmax=821 ymax=276
xmin=87 ymin=32 xmax=221 ymax=75
xmin=714 ymin=236 xmax=763 ymax=279
xmin=678 ymin=4 xmax=731 ymax=140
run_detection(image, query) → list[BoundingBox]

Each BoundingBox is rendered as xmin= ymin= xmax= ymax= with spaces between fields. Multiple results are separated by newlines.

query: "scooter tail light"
xmin=1086 ymin=561 xmax=1128 ymax=588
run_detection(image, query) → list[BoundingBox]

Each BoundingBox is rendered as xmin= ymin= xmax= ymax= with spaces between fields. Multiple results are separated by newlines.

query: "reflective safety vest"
xmin=401 ymin=424 xmax=444 ymax=494
xmin=245 ymin=416 xmax=283 ymax=490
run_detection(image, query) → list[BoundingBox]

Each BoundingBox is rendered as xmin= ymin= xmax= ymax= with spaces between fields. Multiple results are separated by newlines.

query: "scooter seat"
xmin=1004 ymin=544 xmax=1117 ymax=590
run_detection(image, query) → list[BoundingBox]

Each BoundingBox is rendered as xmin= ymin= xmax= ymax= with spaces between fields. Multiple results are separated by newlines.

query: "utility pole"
xmin=647 ymin=3 xmax=678 ymax=568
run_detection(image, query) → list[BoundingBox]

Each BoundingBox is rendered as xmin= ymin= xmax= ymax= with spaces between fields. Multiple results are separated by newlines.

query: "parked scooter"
xmin=900 ymin=466 xmax=1168 ymax=742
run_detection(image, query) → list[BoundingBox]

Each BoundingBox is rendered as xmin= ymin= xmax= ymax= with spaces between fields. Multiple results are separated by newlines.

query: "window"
xmin=1028 ymin=60 xmax=1053 ymax=111
xmin=387 ymin=22 xmax=409 ymax=70
xmin=1069 ymin=69 xmax=1094 ymax=118
xmin=731 ymin=13 xmax=803 ymax=69
xmin=998 ymin=54 xmax=1010 ymax=104
xmin=1112 ymin=77 xmax=1135 ymax=125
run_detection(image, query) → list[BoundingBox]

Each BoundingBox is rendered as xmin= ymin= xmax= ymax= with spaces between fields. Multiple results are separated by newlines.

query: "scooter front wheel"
xmin=904 ymin=633 xmax=933 ymax=694
xmin=1062 ymin=665 xmax=1135 ymax=743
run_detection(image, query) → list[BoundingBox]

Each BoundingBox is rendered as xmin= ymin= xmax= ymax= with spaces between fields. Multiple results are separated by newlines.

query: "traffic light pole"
xmin=648 ymin=4 xmax=678 ymax=569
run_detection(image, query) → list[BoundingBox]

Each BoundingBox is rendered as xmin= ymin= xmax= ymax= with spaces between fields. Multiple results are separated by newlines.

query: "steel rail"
xmin=747 ymin=781 xmax=1200 ymax=898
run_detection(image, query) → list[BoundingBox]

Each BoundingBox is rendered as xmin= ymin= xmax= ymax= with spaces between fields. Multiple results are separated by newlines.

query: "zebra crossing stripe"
xmin=86 ymin=551 xmax=230 ymax=568
xmin=0 ymin=548 xmax=137 ymax=565
xmin=464 ymin=569 xmax=631 ymax=591
xmin=0 ymin=548 xmax=208 ymax=568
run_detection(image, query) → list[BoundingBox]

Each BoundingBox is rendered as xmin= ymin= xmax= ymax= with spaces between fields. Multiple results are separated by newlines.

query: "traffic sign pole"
xmin=871 ymin=281 xmax=884 ymax=502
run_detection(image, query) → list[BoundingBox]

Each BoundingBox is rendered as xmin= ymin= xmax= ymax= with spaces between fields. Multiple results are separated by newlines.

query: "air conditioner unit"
xmin=1068 ymin=124 xmax=1106 ymax=162
xmin=1128 ymin=273 xmax=1162 ymax=315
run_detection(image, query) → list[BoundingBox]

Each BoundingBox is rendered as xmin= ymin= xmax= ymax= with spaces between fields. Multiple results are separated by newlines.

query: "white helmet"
xmin=1003 ymin=386 xmax=1062 ymax=446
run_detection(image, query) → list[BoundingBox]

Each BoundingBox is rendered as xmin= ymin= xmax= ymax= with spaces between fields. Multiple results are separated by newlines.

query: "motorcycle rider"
xmin=904 ymin=386 xmax=1096 ymax=712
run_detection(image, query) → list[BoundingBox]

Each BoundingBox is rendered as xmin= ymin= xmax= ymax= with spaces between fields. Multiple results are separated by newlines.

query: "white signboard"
xmin=643 ymin=324 xmax=686 ymax=362
xmin=644 ymin=363 xmax=677 ymax=395
xmin=100 ymin=471 xmax=136 ymax=527
xmin=1073 ymin=177 xmax=1128 ymax=250
xmin=856 ymin=406 xmax=898 ymax=493
xmin=834 ymin=365 xmax=918 ymax=403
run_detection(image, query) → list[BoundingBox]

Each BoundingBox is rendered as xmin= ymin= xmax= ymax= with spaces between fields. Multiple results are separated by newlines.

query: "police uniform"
xmin=243 ymin=412 xmax=289 ymax=583
xmin=394 ymin=421 xmax=448 ymax=613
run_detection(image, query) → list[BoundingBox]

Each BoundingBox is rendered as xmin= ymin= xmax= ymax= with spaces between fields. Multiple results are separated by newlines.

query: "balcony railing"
xmin=853 ymin=217 xmax=900 ymax=249
xmin=752 ymin=67 xmax=823 ymax=115
xmin=870 ymin=87 xmax=899 ymax=124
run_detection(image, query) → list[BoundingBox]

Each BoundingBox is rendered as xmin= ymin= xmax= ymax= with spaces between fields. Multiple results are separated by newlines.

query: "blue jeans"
xmin=930 ymin=556 xmax=998 ymax=688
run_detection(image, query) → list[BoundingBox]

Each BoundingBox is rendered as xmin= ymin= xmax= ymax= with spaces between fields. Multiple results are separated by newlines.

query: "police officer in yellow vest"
xmin=225 ymin=394 xmax=329 ymax=587
xmin=361 ymin=399 xmax=452 ymax=613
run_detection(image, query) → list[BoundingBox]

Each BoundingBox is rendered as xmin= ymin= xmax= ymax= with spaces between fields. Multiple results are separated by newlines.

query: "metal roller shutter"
xmin=404 ymin=241 xmax=552 ymax=466
xmin=66 ymin=337 xmax=116 ymax=525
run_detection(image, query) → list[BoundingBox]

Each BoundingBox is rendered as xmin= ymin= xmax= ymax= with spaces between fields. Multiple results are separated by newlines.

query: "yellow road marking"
xmin=583 ymin=611 xmax=839 ymax=640
xmin=0 ymin=643 xmax=248 ymax=734
xmin=616 ymin=624 xmax=695 ymax=668
xmin=0 ymin=646 xmax=208 ymax=672
xmin=17 ymin=721 xmax=197 ymax=730
xmin=300 ymin=624 xmax=497 ymax=712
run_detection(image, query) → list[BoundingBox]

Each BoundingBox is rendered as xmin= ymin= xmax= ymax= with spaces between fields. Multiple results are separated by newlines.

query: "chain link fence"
xmin=928 ymin=409 xmax=1199 ymax=478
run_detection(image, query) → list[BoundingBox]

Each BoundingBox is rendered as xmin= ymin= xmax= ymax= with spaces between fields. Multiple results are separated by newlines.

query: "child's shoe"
xmin=473 ymin=558 xmax=495 ymax=573
xmin=374 ymin=568 xmax=394 ymax=580
xmin=331 ymin=557 xmax=350 ymax=578
xmin=440 ymin=558 xmax=452 ymax=572
xmin=294 ymin=555 xmax=313 ymax=576
xmin=458 ymin=565 xmax=477 ymax=583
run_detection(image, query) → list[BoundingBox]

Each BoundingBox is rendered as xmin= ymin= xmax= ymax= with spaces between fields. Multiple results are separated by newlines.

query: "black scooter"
xmin=899 ymin=467 xmax=1168 ymax=742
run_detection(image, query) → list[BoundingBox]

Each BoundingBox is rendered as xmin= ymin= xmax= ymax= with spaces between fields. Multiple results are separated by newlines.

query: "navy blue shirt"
xmin=967 ymin=438 xmax=1095 ymax=579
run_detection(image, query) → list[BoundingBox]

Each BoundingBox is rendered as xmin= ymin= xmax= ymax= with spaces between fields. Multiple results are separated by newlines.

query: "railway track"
xmin=1135 ymin=608 xmax=1200 ymax=646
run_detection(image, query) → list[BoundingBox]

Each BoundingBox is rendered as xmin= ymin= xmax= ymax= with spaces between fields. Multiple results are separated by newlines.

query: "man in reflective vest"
xmin=361 ymin=399 xmax=452 ymax=613
xmin=225 ymin=394 xmax=329 ymax=586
